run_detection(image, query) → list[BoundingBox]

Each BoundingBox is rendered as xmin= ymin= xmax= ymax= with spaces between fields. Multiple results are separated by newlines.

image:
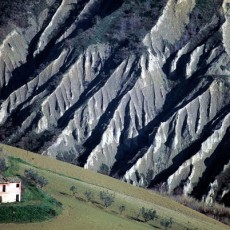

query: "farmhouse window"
xmin=2 ymin=185 xmax=6 ymax=192
xmin=16 ymin=184 xmax=20 ymax=188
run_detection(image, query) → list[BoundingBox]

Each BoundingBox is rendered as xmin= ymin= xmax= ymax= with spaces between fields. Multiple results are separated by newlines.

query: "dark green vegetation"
xmin=0 ymin=156 xmax=62 ymax=223
xmin=0 ymin=205 xmax=55 ymax=223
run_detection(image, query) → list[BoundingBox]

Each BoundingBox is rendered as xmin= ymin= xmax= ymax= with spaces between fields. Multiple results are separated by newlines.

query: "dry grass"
xmin=0 ymin=144 xmax=229 ymax=230
xmin=171 ymin=195 xmax=230 ymax=226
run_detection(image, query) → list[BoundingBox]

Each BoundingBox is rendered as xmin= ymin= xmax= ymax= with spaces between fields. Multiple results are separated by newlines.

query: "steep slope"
xmin=0 ymin=0 xmax=230 ymax=205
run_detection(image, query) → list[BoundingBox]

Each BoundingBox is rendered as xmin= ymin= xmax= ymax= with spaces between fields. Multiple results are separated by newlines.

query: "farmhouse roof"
xmin=0 ymin=175 xmax=21 ymax=183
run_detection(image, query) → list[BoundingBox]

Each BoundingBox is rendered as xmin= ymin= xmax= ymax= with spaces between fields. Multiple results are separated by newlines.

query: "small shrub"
xmin=119 ymin=205 xmax=126 ymax=215
xmin=70 ymin=185 xmax=77 ymax=196
xmin=160 ymin=217 xmax=173 ymax=230
xmin=140 ymin=169 xmax=154 ymax=187
xmin=24 ymin=169 xmax=38 ymax=182
xmin=139 ymin=207 xmax=157 ymax=222
xmin=99 ymin=190 xmax=115 ymax=208
xmin=84 ymin=190 xmax=94 ymax=202
xmin=24 ymin=169 xmax=48 ymax=189
xmin=37 ymin=176 xmax=48 ymax=188
xmin=98 ymin=163 xmax=110 ymax=175
xmin=0 ymin=158 xmax=8 ymax=173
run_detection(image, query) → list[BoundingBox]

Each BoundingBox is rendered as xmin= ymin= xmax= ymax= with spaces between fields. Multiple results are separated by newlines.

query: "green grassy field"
xmin=0 ymin=144 xmax=229 ymax=230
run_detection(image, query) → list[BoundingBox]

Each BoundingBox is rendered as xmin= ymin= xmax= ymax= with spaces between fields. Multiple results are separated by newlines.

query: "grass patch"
xmin=8 ymin=157 xmax=31 ymax=166
xmin=0 ymin=205 xmax=57 ymax=223
xmin=22 ymin=184 xmax=61 ymax=206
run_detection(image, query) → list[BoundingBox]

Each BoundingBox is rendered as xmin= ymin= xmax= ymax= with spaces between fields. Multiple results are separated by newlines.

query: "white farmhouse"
xmin=0 ymin=176 xmax=21 ymax=203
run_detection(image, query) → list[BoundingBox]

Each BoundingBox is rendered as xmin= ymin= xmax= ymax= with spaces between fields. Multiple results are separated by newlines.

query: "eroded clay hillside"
xmin=0 ymin=0 xmax=230 ymax=205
